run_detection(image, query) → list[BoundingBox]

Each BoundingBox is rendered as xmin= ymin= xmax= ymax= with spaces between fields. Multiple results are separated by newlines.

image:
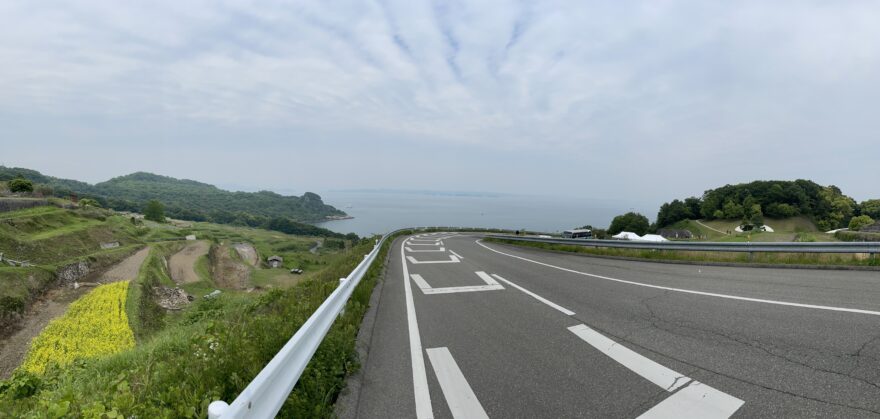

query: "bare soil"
xmin=0 ymin=246 xmax=150 ymax=379
xmin=169 ymin=241 xmax=210 ymax=284
xmin=233 ymin=243 xmax=259 ymax=267
xmin=210 ymin=244 xmax=251 ymax=290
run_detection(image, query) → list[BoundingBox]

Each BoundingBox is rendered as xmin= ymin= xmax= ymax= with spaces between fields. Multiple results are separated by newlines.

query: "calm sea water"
xmin=314 ymin=191 xmax=642 ymax=237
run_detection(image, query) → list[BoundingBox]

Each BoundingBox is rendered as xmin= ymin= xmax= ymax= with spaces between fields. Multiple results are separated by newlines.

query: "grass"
xmin=0 ymin=238 xmax=387 ymax=417
xmin=487 ymin=238 xmax=879 ymax=268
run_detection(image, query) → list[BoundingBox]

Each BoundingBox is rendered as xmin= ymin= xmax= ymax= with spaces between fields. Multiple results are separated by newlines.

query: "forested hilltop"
xmin=655 ymin=179 xmax=876 ymax=231
xmin=0 ymin=167 xmax=348 ymax=236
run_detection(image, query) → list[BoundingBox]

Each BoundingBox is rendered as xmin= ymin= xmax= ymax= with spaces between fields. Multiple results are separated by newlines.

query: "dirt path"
xmin=310 ymin=239 xmax=323 ymax=254
xmin=169 ymin=241 xmax=210 ymax=284
xmin=695 ymin=220 xmax=729 ymax=235
xmin=233 ymin=243 xmax=259 ymax=267
xmin=0 ymin=246 xmax=150 ymax=379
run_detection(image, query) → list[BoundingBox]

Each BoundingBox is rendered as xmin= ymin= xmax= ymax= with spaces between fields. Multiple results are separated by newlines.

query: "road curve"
xmin=339 ymin=233 xmax=880 ymax=418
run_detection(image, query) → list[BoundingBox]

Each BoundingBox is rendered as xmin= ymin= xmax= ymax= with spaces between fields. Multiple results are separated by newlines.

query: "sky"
xmin=1 ymin=0 xmax=878 ymax=208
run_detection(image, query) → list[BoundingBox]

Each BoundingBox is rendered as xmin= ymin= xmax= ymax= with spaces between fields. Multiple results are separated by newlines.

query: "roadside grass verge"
xmin=485 ymin=238 xmax=880 ymax=268
xmin=0 ymin=237 xmax=389 ymax=417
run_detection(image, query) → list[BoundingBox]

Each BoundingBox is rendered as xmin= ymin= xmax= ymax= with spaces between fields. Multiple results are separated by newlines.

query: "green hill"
xmin=0 ymin=167 xmax=347 ymax=227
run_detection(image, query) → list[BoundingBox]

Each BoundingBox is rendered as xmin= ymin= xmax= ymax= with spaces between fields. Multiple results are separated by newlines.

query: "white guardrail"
xmin=208 ymin=229 xmax=408 ymax=419
xmin=486 ymin=235 xmax=880 ymax=254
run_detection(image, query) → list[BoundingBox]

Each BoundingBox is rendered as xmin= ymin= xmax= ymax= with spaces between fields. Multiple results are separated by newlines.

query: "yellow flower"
xmin=22 ymin=281 xmax=135 ymax=374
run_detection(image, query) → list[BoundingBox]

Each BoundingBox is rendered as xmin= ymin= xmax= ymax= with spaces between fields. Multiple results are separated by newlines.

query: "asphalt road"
xmin=340 ymin=233 xmax=880 ymax=418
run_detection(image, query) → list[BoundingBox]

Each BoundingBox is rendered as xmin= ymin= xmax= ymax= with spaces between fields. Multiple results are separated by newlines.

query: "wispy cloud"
xmin=1 ymin=1 xmax=878 ymax=203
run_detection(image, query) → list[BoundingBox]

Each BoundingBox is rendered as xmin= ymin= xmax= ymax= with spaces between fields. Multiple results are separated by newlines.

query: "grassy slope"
xmin=0 ymin=234 xmax=384 ymax=417
xmin=669 ymin=216 xmax=838 ymax=243
xmin=0 ymin=207 xmax=146 ymax=332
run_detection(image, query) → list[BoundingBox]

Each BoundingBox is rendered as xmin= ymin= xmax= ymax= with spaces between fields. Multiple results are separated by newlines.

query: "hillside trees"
xmin=609 ymin=212 xmax=650 ymax=235
xmin=143 ymin=200 xmax=165 ymax=222
xmin=861 ymin=200 xmax=880 ymax=219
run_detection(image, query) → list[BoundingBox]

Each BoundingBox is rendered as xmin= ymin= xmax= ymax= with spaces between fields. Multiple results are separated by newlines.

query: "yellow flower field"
xmin=22 ymin=281 xmax=135 ymax=374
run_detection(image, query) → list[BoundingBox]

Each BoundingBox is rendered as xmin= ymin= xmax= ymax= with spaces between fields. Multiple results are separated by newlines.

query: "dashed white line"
xmin=490 ymin=274 xmax=574 ymax=316
xmin=449 ymin=249 xmax=463 ymax=259
xmin=426 ymin=347 xmax=489 ymax=419
xmin=476 ymin=240 xmax=880 ymax=317
xmin=401 ymin=241 xmax=434 ymax=418
xmin=568 ymin=324 xmax=689 ymax=391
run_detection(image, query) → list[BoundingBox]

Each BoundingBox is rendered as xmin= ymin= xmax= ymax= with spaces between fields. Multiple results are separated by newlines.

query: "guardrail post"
xmin=208 ymin=401 xmax=229 ymax=419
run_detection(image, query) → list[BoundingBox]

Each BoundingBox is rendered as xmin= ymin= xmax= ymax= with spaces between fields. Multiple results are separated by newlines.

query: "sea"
xmin=313 ymin=190 xmax=645 ymax=237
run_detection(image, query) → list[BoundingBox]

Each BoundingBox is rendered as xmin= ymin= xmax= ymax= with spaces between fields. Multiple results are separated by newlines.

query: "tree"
xmin=849 ymin=215 xmax=875 ymax=231
xmin=608 ymin=212 xmax=650 ymax=235
xmin=143 ymin=200 xmax=166 ymax=222
xmin=8 ymin=177 xmax=33 ymax=193
xmin=860 ymin=200 xmax=880 ymax=219
xmin=79 ymin=198 xmax=101 ymax=208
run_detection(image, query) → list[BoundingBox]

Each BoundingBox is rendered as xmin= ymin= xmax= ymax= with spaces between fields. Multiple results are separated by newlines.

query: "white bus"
xmin=562 ymin=229 xmax=592 ymax=239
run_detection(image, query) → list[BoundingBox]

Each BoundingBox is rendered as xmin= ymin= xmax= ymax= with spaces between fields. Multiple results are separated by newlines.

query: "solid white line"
xmin=638 ymin=381 xmax=744 ymax=419
xmin=407 ymin=255 xmax=461 ymax=264
xmin=568 ymin=324 xmax=690 ymax=391
xmin=449 ymin=249 xmax=463 ymax=259
xmin=406 ymin=247 xmax=447 ymax=252
xmin=426 ymin=347 xmax=489 ymax=419
xmin=491 ymin=274 xmax=574 ymax=316
xmin=475 ymin=271 xmax=499 ymax=285
xmin=410 ymin=274 xmax=432 ymax=291
xmin=422 ymin=285 xmax=504 ymax=295
xmin=401 ymin=241 xmax=434 ymax=418
xmin=476 ymin=240 xmax=880 ymax=317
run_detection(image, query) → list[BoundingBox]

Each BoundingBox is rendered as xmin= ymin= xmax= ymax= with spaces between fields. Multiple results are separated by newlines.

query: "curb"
xmin=334 ymin=238 xmax=396 ymax=419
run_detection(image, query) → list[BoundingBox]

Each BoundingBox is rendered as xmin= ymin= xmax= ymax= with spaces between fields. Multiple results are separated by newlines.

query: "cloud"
xmin=1 ymin=0 xmax=878 ymax=203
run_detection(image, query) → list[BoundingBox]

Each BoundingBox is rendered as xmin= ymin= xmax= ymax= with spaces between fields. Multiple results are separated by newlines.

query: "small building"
xmin=185 ymin=235 xmax=197 ymax=241
xmin=267 ymin=255 xmax=283 ymax=268
xmin=562 ymin=229 xmax=592 ymax=239
xmin=862 ymin=221 xmax=880 ymax=233
xmin=658 ymin=229 xmax=693 ymax=239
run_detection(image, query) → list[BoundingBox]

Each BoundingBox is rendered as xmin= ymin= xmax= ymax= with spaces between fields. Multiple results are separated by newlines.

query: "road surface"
xmin=340 ymin=233 xmax=880 ymax=418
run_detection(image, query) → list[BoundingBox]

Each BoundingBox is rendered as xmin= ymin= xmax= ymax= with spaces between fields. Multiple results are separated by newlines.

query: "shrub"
xmin=849 ymin=215 xmax=875 ymax=231
xmin=8 ymin=178 xmax=33 ymax=193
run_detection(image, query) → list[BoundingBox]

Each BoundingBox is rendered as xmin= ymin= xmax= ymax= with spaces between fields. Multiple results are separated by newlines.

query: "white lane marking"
xmin=426 ymin=347 xmax=490 ymax=419
xmin=407 ymin=255 xmax=461 ymax=264
xmin=638 ymin=381 xmax=744 ymax=419
xmin=410 ymin=272 xmax=505 ymax=295
xmin=407 ymin=243 xmax=445 ymax=246
xmin=568 ymin=324 xmax=690 ymax=391
xmin=477 ymin=240 xmax=880 ymax=317
xmin=411 ymin=274 xmax=432 ymax=291
xmin=475 ymin=271 xmax=499 ymax=285
xmin=423 ymin=285 xmax=504 ymax=295
xmin=449 ymin=249 xmax=463 ymax=259
xmin=406 ymin=247 xmax=447 ymax=253
xmin=491 ymin=274 xmax=574 ymax=316
xmin=401 ymin=242 xmax=434 ymax=418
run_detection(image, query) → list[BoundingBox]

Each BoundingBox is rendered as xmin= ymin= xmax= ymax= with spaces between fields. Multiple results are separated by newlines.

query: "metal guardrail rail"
xmin=486 ymin=235 xmax=880 ymax=254
xmin=208 ymin=228 xmax=409 ymax=419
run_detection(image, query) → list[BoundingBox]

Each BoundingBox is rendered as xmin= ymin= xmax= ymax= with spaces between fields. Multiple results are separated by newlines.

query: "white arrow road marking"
xmin=568 ymin=324 xmax=743 ymax=418
xmin=410 ymin=272 xmax=504 ymax=295
xmin=407 ymin=255 xmax=461 ymax=264
xmin=400 ymin=242 xmax=434 ymax=418
xmin=426 ymin=347 xmax=489 ymax=419
xmin=406 ymin=247 xmax=447 ymax=252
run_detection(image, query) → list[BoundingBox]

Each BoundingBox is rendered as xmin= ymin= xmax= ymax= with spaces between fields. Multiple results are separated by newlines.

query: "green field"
xmin=667 ymin=216 xmax=838 ymax=243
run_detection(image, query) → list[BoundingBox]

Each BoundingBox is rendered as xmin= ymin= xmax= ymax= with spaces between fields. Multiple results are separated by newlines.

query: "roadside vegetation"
xmin=486 ymin=238 xmax=879 ymax=268
xmin=0 ymin=198 xmax=388 ymax=417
